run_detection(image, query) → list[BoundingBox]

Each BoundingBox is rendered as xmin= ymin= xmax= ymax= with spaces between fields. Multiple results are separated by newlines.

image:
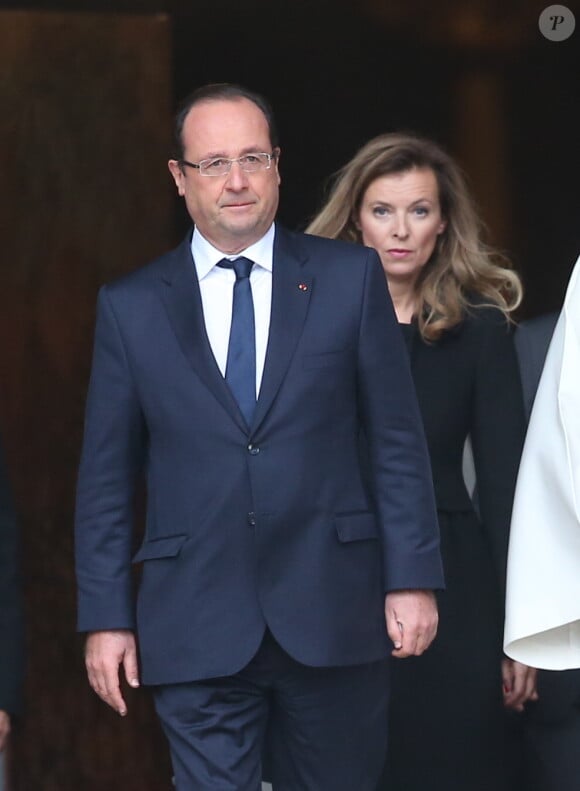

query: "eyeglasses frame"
xmin=178 ymin=151 xmax=278 ymax=177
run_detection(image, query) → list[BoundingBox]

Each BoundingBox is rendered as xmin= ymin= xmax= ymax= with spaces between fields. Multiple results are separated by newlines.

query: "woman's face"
xmin=356 ymin=167 xmax=446 ymax=287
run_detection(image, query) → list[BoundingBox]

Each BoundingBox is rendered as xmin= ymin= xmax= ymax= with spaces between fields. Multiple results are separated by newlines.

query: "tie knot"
xmin=217 ymin=256 xmax=254 ymax=280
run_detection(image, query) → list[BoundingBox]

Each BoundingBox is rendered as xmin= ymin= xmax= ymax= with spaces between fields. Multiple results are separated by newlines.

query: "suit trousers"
xmin=153 ymin=629 xmax=389 ymax=790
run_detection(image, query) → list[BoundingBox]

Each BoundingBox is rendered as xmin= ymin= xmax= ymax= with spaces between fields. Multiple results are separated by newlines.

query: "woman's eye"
xmin=414 ymin=206 xmax=429 ymax=217
xmin=372 ymin=206 xmax=389 ymax=217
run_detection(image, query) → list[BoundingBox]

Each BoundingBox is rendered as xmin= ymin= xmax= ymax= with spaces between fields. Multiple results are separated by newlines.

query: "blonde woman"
xmin=308 ymin=133 xmax=536 ymax=791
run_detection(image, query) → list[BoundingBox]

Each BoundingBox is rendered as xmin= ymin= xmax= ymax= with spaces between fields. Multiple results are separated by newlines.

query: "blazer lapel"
xmin=252 ymin=227 xmax=313 ymax=432
xmin=159 ymin=235 xmax=247 ymax=432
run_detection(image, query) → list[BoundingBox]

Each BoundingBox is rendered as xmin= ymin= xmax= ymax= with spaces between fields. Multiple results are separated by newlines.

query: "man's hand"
xmin=85 ymin=629 xmax=140 ymax=716
xmin=0 ymin=710 xmax=11 ymax=752
xmin=385 ymin=589 xmax=438 ymax=658
xmin=502 ymin=658 xmax=538 ymax=712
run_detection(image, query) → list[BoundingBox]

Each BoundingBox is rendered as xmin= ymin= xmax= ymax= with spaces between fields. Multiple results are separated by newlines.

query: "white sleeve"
xmin=504 ymin=254 xmax=580 ymax=669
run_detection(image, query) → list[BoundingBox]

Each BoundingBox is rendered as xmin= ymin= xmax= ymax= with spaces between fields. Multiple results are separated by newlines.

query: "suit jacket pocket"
xmin=303 ymin=349 xmax=352 ymax=370
xmin=132 ymin=534 xmax=188 ymax=563
xmin=334 ymin=512 xmax=378 ymax=543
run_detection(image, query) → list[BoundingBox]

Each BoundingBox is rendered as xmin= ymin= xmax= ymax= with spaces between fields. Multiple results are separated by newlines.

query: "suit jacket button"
xmin=247 ymin=512 xmax=256 ymax=526
xmin=247 ymin=444 xmax=260 ymax=455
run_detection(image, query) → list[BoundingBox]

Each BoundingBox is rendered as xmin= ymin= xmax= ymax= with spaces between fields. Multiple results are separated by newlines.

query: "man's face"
xmin=168 ymin=98 xmax=281 ymax=254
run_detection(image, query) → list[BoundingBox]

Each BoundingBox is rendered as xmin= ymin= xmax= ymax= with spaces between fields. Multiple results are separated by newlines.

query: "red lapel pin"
xmin=298 ymin=283 xmax=308 ymax=292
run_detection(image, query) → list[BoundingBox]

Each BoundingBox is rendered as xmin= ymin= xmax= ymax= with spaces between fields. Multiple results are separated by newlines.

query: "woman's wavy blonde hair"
xmin=307 ymin=133 xmax=522 ymax=341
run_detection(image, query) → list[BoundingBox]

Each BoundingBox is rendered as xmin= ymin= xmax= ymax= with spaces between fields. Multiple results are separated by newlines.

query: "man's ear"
xmin=273 ymin=147 xmax=281 ymax=186
xmin=168 ymin=160 xmax=186 ymax=196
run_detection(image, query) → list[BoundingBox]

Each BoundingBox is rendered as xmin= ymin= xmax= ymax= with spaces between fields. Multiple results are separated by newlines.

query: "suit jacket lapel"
xmin=159 ymin=235 xmax=248 ymax=432
xmin=252 ymin=227 xmax=313 ymax=432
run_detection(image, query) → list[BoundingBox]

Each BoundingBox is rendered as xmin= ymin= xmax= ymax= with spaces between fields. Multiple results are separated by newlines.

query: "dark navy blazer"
xmin=75 ymin=226 xmax=443 ymax=685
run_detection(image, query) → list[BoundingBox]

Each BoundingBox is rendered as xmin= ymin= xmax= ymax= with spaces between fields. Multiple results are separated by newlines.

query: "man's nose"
xmin=224 ymin=160 xmax=249 ymax=190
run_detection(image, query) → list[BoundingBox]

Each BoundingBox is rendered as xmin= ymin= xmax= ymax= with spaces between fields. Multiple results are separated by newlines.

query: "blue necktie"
xmin=217 ymin=257 xmax=256 ymax=426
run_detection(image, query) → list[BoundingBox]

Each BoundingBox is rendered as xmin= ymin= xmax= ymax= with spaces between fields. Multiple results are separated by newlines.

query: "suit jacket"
xmin=75 ymin=226 xmax=443 ymax=686
xmin=505 ymin=254 xmax=580 ymax=668
xmin=0 ymin=439 xmax=23 ymax=717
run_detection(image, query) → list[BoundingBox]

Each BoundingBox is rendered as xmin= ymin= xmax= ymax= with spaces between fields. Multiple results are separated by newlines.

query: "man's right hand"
xmin=385 ymin=589 xmax=439 ymax=657
xmin=85 ymin=630 xmax=140 ymax=716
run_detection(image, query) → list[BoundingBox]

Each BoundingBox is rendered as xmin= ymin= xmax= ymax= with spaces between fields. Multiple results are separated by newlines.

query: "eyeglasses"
xmin=179 ymin=152 xmax=277 ymax=177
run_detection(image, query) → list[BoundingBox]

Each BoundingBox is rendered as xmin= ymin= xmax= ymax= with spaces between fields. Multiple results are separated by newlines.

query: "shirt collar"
xmin=191 ymin=224 xmax=275 ymax=280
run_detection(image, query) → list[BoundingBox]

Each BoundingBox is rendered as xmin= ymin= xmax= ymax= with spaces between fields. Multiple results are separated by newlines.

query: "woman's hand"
xmin=502 ymin=658 xmax=538 ymax=711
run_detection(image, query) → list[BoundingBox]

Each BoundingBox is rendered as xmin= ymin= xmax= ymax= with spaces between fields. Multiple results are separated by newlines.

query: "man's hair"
xmin=172 ymin=83 xmax=279 ymax=160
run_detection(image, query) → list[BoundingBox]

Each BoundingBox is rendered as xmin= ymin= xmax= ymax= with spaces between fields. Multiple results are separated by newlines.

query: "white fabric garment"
xmin=504 ymin=254 xmax=580 ymax=669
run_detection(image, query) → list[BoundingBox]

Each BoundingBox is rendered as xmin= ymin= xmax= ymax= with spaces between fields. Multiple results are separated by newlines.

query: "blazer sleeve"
xmin=356 ymin=250 xmax=444 ymax=592
xmin=0 ymin=439 xmax=24 ymax=717
xmin=75 ymin=286 xmax=146 ymax=633
xmin=471 ymin=311 xmax=526 ymax=603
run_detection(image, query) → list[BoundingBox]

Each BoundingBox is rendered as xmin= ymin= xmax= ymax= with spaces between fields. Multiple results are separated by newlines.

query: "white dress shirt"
xmin=191 ymin=224 xmax=274 ymax=397
xmin=504 ymin=253 xmax=580 ymax=669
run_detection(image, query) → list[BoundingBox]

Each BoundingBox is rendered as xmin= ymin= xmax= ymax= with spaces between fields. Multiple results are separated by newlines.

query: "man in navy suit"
xmin=75 ymin=83 xmax=443 ymax=790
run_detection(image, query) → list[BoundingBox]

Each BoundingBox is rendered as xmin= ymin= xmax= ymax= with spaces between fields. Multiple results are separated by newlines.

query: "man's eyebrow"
xmin=198 ymin=146 xmax=268 ymax=159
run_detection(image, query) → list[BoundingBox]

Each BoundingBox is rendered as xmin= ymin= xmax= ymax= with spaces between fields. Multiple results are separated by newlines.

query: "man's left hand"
xmin=385 ymin=589 xmax=438 ymax=658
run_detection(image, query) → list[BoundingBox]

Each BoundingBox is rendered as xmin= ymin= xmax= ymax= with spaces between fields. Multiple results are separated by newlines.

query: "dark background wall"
xmin=0 ymin=8 xmax=174 ymax=791
xmin=5 ymin=0 xmax=578 ymax=305
xmin=0 ymin=0 xmax=578 ymax=789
